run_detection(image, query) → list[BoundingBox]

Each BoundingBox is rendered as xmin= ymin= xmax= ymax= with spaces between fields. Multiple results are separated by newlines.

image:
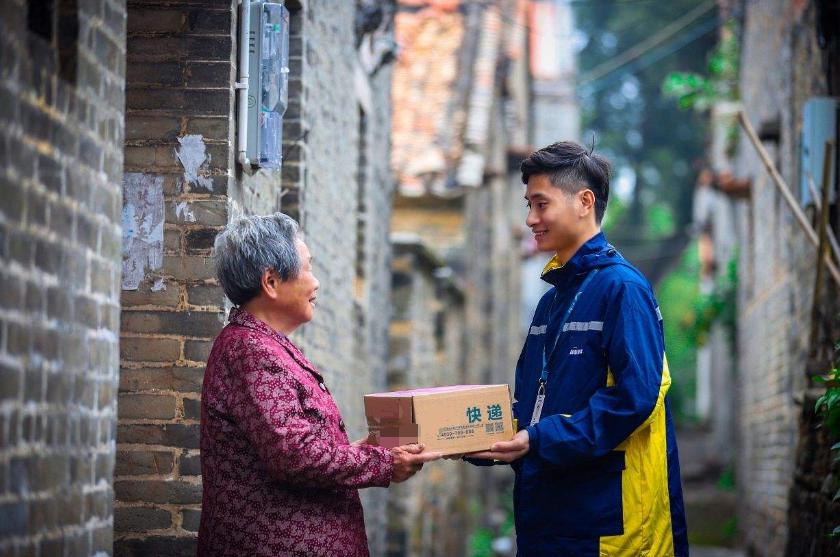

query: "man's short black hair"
xmin=520 ymin=141 xmax=611 ymax=224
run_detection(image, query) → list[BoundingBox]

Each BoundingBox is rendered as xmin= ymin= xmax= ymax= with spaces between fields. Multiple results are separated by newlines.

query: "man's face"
xmin=525 ymin=174 xmax=586 ymax=254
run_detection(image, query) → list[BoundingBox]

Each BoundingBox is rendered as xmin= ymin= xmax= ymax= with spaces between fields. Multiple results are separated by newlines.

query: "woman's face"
xmin=278 ymin=239 xmax=320 ymax=326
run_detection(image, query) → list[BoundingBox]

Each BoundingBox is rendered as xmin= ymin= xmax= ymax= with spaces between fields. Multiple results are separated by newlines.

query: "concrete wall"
xmin=0 ymin=0 xmax=127 ymax=554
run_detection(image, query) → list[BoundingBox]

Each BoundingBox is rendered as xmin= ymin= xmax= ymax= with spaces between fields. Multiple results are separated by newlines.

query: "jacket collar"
xmin=540 ymin=232 xmax=612 ymax=286
xmin=228 ymin=307 xmax=323 ymax=380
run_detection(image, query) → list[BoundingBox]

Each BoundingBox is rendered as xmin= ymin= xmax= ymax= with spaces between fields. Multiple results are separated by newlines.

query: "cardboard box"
xmin=364 ymin=385 xmax=515 ymax=455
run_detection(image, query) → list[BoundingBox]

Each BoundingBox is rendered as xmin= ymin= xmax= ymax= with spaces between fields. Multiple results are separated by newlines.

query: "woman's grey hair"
xmin=213 ymin=212 xmax=301 ymax=306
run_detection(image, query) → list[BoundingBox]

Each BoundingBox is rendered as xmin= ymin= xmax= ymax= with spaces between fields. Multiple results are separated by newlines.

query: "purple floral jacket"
xmin=198 ymin=307 xmax=394 ymax=557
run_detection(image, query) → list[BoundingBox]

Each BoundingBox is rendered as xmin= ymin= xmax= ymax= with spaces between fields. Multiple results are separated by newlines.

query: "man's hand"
xmin=468 ymin=429 xmax=530 ymax=463
xmin=391 ymin=443 xmax=443 ymax=483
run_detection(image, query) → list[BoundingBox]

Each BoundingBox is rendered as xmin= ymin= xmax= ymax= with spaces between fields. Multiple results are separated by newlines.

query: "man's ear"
xmin=578 ymin=189 xmax=596 ymax=217
xmin=260 ymin=269 xmax=280 ymax=300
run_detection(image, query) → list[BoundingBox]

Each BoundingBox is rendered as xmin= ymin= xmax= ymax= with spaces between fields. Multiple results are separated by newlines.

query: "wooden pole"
xmin=806 ymin=176 xmax=840 ymax=265
xmin=737 ymin=110 xmax=840 ymax=286
xmin=809 ymin=140 xmax=834 ymax=358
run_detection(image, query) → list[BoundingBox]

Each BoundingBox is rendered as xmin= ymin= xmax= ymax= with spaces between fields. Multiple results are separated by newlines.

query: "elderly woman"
xmin=198 ymin=213 xmax=440 ymax=557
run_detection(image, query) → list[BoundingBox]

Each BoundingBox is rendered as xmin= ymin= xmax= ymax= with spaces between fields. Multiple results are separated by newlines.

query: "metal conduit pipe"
xmin=236 ymin=0 xmax=251 ymax=167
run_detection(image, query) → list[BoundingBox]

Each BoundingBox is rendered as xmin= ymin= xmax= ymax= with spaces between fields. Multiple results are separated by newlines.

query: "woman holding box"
xmin=198 ymin=213 xmax=440 ymax=557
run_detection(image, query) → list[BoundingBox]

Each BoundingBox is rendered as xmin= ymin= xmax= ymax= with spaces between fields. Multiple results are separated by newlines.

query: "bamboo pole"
xmin=810 ymin=140 xmax=834 ymax=358
xmin=806 ymin=177 xmax=840 ymax=264
xmin=737 ymin=110 xmax=840 ymax=286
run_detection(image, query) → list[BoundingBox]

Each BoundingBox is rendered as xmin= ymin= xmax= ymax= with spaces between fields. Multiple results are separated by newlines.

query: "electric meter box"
xmin=800 ymin=97 xmax=838 ymax=206
xmin=246 ymin=1 xmax=290 ymax=169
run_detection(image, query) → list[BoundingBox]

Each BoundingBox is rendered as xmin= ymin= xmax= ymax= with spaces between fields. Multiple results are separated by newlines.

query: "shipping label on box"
xmin=364 ymin=385 xmax=515 ymax=455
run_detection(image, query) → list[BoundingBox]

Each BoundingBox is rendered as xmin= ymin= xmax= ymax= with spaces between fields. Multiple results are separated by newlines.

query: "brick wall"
xmin=0 ymin=0 xmax=126 ymax=554
xmin=733 ymin=1 xmax=836 ymax=554
xmin=117 ymin=0 xmax=395 ymax=554
xmin=263 ymin=1 xmax=397 ymax=551
xmin=116 ymin=1 xmax=232 ymax=554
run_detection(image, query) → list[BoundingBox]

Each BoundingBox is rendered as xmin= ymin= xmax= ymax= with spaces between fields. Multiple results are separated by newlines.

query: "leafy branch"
xmin=814 ymin=337 xmax=840 ymax=537
xmin=681 ymin=256 xmax=738 ymax=347
xmin=662 ymin=18 xmax=740 ymax=111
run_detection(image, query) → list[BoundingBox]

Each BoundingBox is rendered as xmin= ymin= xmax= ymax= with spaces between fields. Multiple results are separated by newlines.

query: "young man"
xmin=468 ymin=142 xmax=688 ymax=556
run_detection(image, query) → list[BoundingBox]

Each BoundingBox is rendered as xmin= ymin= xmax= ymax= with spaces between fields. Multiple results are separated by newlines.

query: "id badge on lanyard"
xmin=529 ymin=269 xmax=599 ymax=426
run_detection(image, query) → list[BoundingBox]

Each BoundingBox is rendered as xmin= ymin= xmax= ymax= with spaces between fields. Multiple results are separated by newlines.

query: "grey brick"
xmin=0 ymin=501 xmax=30 ymax=537
xmin=115 ymin=450 xmax=175 ymax=476
xmin=181 ymin=508 xmax=201 ymax=532
xmin=183 ymin=339 xmax=212 ymax=362
xmin=119 ymin=336 xmax=181 ymax=362
xmin=117 ymin=423 xmax=201 ymax=449
xmin=182 ymin=397 xmax=201 ymax=420
xmin=118 ymin=366 xmax=205 ymax=393
xmin=118 ymin=393 xmax=177 ymax=420
xmin=37 ymin=153 xmax=63 ymax=194
xmin=121 ymin=310 xmax=224 ymax=338
xmin=178 ymin=452 xmax=201 ymax=476
xmin=186 ymin=284 xmax=223 ymax=307
xmin=115 ymin=506 xmax=172 ymax=532
xmin=0 ymin=176 xmax=25 ymax=222
xmin=114 ymin=479 xmax=202 ymax=504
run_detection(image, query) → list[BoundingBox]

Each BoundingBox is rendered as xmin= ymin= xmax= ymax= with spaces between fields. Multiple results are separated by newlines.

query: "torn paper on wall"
xmin=122 ymin=173 xmax=164 ymax=290
xmin=175 ymin=134 xmax=214 ymax=192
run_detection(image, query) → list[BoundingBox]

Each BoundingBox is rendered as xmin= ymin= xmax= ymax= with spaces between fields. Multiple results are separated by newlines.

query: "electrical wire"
xmin=578 ymin=1 xmax=716 ymax=86
xmin=581 ymin=14 xmax=719 ymax=94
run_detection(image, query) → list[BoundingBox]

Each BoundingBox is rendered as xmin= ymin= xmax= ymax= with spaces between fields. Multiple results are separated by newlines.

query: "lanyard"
xmin=530 ymin=268 xmax=599 ymax=426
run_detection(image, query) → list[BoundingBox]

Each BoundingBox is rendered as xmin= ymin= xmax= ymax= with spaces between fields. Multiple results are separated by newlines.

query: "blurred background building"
xmin=388 ymin=1 xmax=530 ymax=554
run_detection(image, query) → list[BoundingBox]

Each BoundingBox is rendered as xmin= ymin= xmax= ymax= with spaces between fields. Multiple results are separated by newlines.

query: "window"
xmin=26 ymin=0 xmax=78 ymax=85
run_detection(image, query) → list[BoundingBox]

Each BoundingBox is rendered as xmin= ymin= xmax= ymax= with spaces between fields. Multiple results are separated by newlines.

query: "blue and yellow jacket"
xmin=511 ymin=232 xmax=688 ymax=557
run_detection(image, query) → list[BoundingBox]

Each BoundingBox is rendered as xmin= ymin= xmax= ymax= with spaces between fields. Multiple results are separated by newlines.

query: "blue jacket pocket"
xmin=517 ymin=450 xmax=625 ymax=539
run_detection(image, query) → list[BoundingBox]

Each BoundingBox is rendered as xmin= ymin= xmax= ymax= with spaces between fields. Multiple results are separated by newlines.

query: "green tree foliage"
xmin=574 ymin=0 xmax=717 ymax=227
xmin=655 ymin=242 xmax=700 ymax=419
xmin=662 ymin=19 xmax=740 ymax=112
xmin=814 ymin=335 xmax=840 ymax=538
xmin=574 ymin=1 xmax=718 ymax=421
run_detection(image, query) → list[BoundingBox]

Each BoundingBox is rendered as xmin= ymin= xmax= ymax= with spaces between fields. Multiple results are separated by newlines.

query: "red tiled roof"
xmin=391 ymin=2 xmax=466 ymax=195
xmin=391 ymin=0 xmax=529 ymax=196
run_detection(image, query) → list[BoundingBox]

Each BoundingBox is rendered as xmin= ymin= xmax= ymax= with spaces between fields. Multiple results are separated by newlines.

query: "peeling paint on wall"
xmin=122 ymin=173 xmax=164 ymax=290
xmin=175 ymin=202 xmax=197 ymax=223
xmin=175 ymin=134 xmax=213 ymax=191
xmin=151 ymin=277 xmax=166 ymax=292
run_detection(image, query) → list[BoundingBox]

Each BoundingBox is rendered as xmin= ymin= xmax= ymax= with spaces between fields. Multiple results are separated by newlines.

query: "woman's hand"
xmin=352 ymin=434 xmax=375 ymax=447
xmin=390 ymin=443 xmax=443 ymax=483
